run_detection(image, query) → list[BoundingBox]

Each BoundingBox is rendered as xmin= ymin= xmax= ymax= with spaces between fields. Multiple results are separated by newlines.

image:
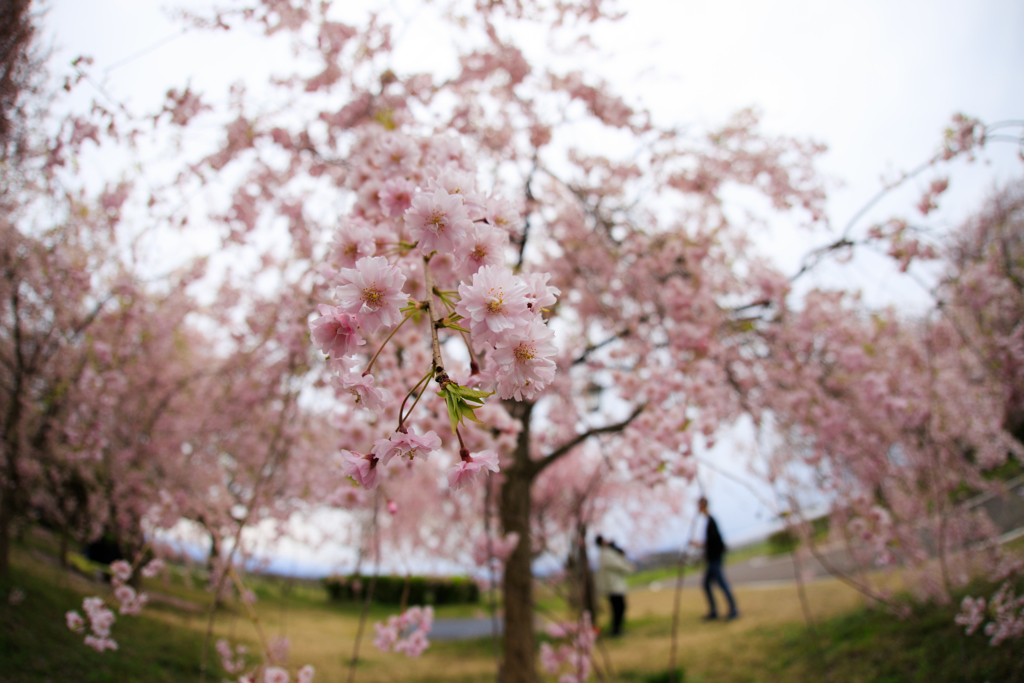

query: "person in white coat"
xmin=595 ymin=535 xmax=634 ymax=636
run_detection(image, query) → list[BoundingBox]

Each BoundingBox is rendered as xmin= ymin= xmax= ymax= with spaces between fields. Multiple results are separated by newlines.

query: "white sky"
xmin=41 ymin=0 xmax=1024 ymax=566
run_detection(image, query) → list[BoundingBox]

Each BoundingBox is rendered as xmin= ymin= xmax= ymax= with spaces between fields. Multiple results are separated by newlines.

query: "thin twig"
xmin=483 ymin=472 xmax=504 ymax=678
xmin=364 ymin=311 xmax=412 ymax=375
xmin=668 ymin=512 xmax=701 ymax=683
xmin=348 ymin=491 xmax=381 ymax=683
xmin=199 ymin=352 xmax=302 ymax=682
xmin=228 ymin=566 xmax=273 ymax=665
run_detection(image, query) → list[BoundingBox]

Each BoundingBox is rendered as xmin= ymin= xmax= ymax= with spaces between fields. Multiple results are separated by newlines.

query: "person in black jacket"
xmin=693 ymin=497 xmax=738 ymax=620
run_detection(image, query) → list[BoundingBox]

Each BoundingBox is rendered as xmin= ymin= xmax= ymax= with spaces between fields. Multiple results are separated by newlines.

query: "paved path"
xmin=429 ymin=616 xmax=503 ymax=641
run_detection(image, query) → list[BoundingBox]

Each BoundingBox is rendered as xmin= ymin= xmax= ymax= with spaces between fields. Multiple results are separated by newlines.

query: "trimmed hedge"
xmin=323 ymin=574 xmax=480 ymax=605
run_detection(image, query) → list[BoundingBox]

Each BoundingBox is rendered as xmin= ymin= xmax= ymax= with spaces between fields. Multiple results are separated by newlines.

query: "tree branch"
xmin=531 ymin=403 xmax=646 ymax=478
xmin=514 ymin=154 xmax=538 ymax=270
xmin=571 ymin=328 xmax=630 ymax=365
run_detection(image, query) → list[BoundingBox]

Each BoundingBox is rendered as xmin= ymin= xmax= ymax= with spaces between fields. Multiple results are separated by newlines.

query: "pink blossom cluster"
xmin=339 ymin=427 xmax=442 ymax=489
xmin=373 ymin=605 xmax=434 ymax=657
xmin=217 ymin=634 xmax=315 ymax=683
xmin=957 ymin=582 xmax=1024 ymax=646
xmin=865 ymin=219 xmax=939 ymax=272
xmin=140 ymin=558 xmax=165 ymax=578
xmin=8 ymin=587 xmax=25 ymax=605
xmin=955 ymin=596 xmax=987 ymax=636
xmin=539 ymin=612 xmax=597 ymax=683
xmin=457 ymin=267 xmax=559 ymax=401
xmin=447 ymin=449 xmax=501 ymax=490
xmin=256 ymin=664 xmax=315 ymax=683
xmin=110 ymin=560 xmax=149 ymax=615
xmin=310 ymin=129 xmax=559 ymax=491
xmin=66 ymin=597 xmax=118 ymax=653
xmin=216 ymin=638 xmax=249 ymax=675
xmin=65 ymin=558 xmax=154 ymax=652
xmin=916 ymin=177 xmax=950 ymax=216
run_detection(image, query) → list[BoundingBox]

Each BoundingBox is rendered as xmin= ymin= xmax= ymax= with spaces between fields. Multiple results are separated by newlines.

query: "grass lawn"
xmin=2 ymin=534 xmax=1022 ymax=682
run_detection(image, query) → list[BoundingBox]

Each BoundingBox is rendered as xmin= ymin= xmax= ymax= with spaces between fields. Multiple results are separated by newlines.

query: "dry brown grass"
xmin=603 ymin=579 xmax=866 ymax=682
xmin=147 ymin=576 xmax=870 ymax=682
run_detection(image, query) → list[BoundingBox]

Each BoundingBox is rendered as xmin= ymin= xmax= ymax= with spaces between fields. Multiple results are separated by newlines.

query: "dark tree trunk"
xmin=59 ymin=526 xmax=69 ymax=568
xmin=500 ymin=462 xmax=536 ymax=683
xmin=496 ymin=399 xmax=638 ymax=682
xmin=500 ymin=400 xmax=538 ymax=683
xmin=567 ymin=522 xmax=596 ymax=619
xmin=0 ymin=490 xmax=11 ymax=577
xmin=1 ymin=366 xmax=22 ymax=579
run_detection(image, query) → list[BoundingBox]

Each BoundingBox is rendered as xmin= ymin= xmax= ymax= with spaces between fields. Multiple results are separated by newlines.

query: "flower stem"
xmin=397 ymin=369 xmax=434 ymax=428
xmin=364 ymin=310 xmax=413 ymax=376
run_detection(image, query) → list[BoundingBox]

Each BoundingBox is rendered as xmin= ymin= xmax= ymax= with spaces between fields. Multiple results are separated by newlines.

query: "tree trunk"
xmin=500 ymin=399 xmax=538 ymax=683
xmin=59 ymin=526 xmax=69 ymax=569
xmin=0 ymin=489 xmax=11 ymax=577
xmin=500 ymin=462 xmax=536 ymax=683
xmin=567 ymin=522 xmax=596 ymax=619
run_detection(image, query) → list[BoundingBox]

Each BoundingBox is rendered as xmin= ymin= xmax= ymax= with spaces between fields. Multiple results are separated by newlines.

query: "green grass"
xmin=620 ymin=668 xmax=686 ymax=683
xmin=767 ymin=591 xmax=1024 ymax=682
xmin=0 ymin=556 xmax=209 ymax=683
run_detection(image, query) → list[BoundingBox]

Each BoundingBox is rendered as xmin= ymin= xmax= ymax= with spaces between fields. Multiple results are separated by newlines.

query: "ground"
xmin=1 ymin=530 xmax=1021 ymax=682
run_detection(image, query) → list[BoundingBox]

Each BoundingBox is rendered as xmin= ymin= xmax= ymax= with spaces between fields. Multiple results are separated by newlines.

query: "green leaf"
xmin=437 ymin=381 xmax=491 ymax=433
xmin=452 ymin=385 xmax=492 ymax=400
xmin=443 ymin=389 xmax=460 ymax=433
xmin=460 ymin=402 xmax=482 ymax=423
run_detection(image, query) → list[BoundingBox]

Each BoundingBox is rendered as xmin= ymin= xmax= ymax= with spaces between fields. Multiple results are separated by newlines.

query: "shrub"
xmin=323 ymin=574 xmax=479 ymax=605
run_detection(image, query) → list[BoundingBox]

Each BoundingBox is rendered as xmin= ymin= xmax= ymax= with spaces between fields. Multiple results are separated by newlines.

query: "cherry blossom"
xmin=140 ymin=558 xmax=165 ymax=579
xmin=523 ymin=272 xmax=560 ymax=313
xmin=336 ymin=373 xmax=390 ymax=413
xmin=379 ymin=178 xmax=417 ymax=219
xmin=371 ymin=430 xmax=442 ymax=466
xmin=263 ymin=666 xmax=290 ymax=683
xmin=84 ymin=635 xmax=119 ymax=653
xmin=447 ymin=450 xmax=501 ymax=490
xmin=456 ymin=265 xmax=534 ymax=348
xmin=405 ymin=189 xmax=474 ymax=256
xmin=216 ymin=639 xmax=249 ymax=676
xmin=456 ymin=223 xmax=508 ymax=280
xmin=334 ymin=256 xmax=409 ymax=334
xmin=328 ymin=222 xmax=376 ymax=269
xmin=65 ymin=611 xmax=85 ymax=634
xmin=955 ymin=596 xmax=987 ymax=636
xmin=340 ymin=451 xmax=381 ymax=490
xmin=539 ymin=612 xmax=597 ymax=683
xmin=374 ymin=606 xmax=434 ymax=657
xmin=493 ymin=319 xmax=557 ymax=401
xmin=309 ymin=305 xmax=365 ymax=358
xmin=109 ymin=560 xmax=132 ymax=585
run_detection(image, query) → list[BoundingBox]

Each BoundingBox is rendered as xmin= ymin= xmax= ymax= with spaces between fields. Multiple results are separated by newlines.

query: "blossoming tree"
xmin=6 ymin=0 xmax=1022 ymax=680
xmin=257 ymin=2 xmax=827 ymax=679
xmin=742 ymin=129 xmax=1024 ymax=645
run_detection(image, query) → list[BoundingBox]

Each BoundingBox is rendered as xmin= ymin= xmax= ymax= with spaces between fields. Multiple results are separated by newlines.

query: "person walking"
xmin=692 ymin=497 xmax=739 ymax=621
xmin=595 ymin=535 xmax=634 ymax=636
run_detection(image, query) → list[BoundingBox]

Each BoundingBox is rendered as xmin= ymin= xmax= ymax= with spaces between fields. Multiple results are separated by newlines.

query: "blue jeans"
xmin=702 ymin=560 xmax=737 ymax=617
